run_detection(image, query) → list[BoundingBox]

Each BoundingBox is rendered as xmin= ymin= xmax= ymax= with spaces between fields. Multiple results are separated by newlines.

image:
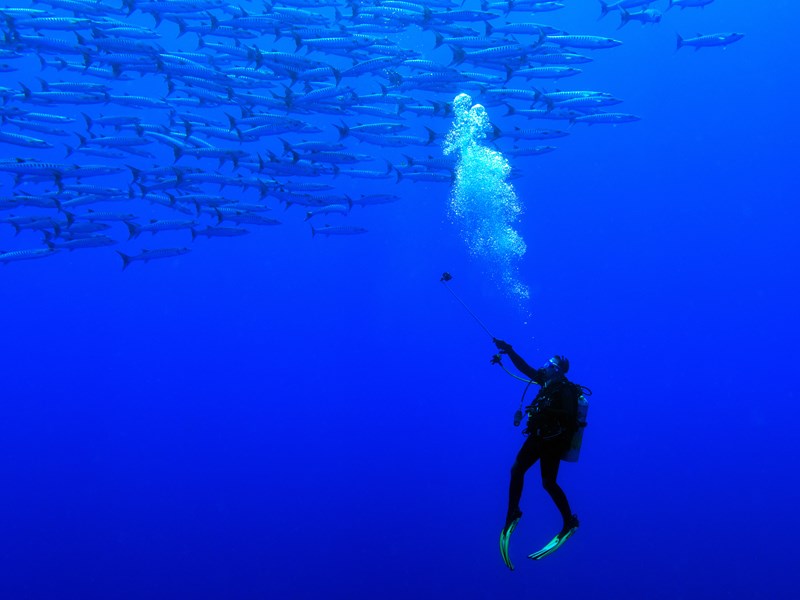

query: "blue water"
xmin=1 ymin=0 xmax=798 ymax=598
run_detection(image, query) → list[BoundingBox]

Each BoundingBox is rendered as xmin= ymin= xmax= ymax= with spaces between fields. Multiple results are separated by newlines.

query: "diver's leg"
xmin=540 ymin=453 xmax=576 ymax=532
xmin=507 ymin=436 xmax=539 ymax=527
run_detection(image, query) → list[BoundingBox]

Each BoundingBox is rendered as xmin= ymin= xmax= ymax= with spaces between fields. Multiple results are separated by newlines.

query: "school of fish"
xmin=0 ymin=0 xmax=742 ymax=267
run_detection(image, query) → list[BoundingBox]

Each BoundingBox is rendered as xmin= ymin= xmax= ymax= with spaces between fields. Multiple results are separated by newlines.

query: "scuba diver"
xmin=494 ymin=338 xmax=583 ymax=569
xmin=437 ymin=272 xmax=588 ymax=568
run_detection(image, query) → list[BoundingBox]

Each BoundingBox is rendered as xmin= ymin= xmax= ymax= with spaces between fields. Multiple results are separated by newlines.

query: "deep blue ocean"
xmin=1 ymin=0 xmax=798 ymax=598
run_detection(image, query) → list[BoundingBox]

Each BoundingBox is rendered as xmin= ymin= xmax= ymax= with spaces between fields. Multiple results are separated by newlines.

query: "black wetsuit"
xmin=503 ymin=349 xmax=579 ymax=531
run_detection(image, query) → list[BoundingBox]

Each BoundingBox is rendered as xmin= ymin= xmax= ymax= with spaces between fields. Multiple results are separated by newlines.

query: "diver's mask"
xmin=542 ymin=358 xmax=562 ymax=375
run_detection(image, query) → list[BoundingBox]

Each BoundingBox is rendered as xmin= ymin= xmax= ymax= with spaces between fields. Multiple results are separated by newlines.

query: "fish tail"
xmin=334 ymin=121 xmax=348 ymax=140
xmin=676 ymin=33 xmax=683 ymax=50
xmin=424 ymin=126 xmax=436 ymax=145
xmin=618 ymin=7 xmax=629 ymax=29
xmin=125 ymin=221 xmax=139 ymax=240
xmin=598 ymin=0 xmax=610 ymax=19
xmin=116 ymin=250 xmax=131 ymax=271
xmin=449 ymin=46 xmax=465 ymax=67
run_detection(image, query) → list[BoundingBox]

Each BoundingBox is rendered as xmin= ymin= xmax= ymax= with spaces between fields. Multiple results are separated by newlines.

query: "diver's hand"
xmin=494 ymin=338 xmax=513 ymax=353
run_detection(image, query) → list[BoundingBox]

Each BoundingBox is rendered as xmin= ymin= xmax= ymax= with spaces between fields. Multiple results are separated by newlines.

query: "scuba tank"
xmin=562 ymin=390 xmax=589 ymax=463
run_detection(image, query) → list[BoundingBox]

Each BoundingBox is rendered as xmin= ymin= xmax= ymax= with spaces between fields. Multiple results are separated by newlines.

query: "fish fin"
xmin=116 ymin=251 xmax=131 ymax=270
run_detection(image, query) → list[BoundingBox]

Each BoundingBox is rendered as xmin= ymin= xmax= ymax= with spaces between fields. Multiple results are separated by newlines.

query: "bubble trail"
xmin=443 ymin=93 xmax=528 ymax=300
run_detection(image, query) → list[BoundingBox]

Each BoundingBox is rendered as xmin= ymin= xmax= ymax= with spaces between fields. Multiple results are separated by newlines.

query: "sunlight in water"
xmin=444 ymin=93 xmax=528 ymax=300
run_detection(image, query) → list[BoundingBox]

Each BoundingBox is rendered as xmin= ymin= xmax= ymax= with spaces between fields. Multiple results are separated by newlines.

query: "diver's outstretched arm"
xmin=494 ymin=340 xmax=543 ymax=383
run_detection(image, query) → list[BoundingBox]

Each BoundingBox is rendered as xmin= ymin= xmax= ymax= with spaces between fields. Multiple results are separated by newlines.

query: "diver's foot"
xmin=560 ymin=514 xmax=579 ymax=537
xmin=500 ymin=509 xmax=523 ymax=570
xmin=528 ymin=515 xmax=579 ymax=561
xmin=504 ymin=508 xmax=523 ymax=532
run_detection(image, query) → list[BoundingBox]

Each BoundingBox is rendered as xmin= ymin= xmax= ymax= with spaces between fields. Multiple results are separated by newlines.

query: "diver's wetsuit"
xmin=503 ymin=348 xmax=578 ymax=533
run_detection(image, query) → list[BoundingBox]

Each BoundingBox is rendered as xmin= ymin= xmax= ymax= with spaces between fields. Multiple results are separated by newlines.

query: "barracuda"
xmin=450 ymin=43 xmax=540 ymax=66
xmin=513 ymin=66 xmax=582 ymax=80
xmin=503 ymin=127 xmax=570 ymax=140
xmin=116 ymin=247 xmax=191 ymax=270
xmin=545 ymin=35 xmax=622 ymax=49
xmin=310 ymin=225 xmax=367 ymax=236
xmin=570 ymin=112 xmax=640 ymax=124
xmin=213 ymin=209 xmax=281 ymax=226
xmin=0 ymin=130 xmax=53 ymax=148
xmin=529 ymin=53 xmax=593 ymax=65
xmin=304 ymin=204 xmax=350 ymax=221
xmin=668 ymin=0 xmax=715 ymax=9
xmin=125 ymin=219 xmax=197 ymax=239
xmin=350 ymin=194 xmax=401 ymax=208
xmin=7 ymin=16 xmax=93 ymax=31
xmin=677 ymin=32 xmax=744 ymax=50
xmin=191 ymin=225 xmax=249 ymax=240
xmin=45 ymin=235 xmax=116 ymax=251
xmin=0 ymin=247 xmax=58 ymax=263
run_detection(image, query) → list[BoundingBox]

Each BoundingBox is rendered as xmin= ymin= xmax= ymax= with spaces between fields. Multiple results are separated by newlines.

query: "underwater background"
xmin=1 ymin=0 xmax=798 ymax=598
